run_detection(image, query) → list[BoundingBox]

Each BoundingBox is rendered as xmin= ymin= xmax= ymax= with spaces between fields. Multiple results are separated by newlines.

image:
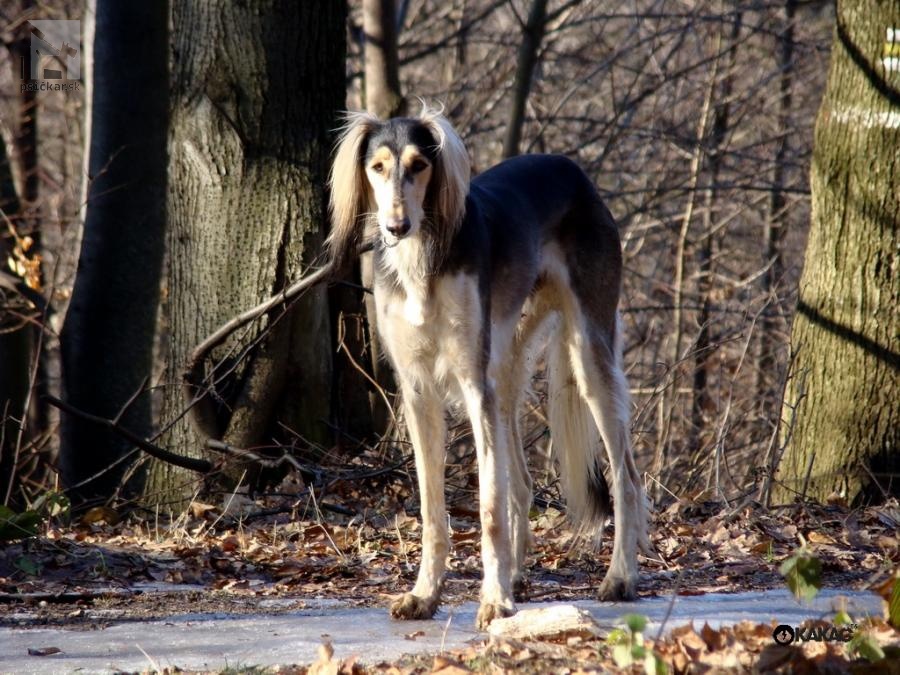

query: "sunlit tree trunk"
xmin=363 ymin=0 xmax=404 ymax=119
xmin=774 ymin=2 xmax=899 ymax=504
xmin=358 ymin=0 xmax=404 ymax=436
xmin=151 ymin=1 xmax=346 ymax=506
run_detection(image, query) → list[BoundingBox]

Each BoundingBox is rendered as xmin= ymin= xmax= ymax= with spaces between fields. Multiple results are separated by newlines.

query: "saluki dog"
xmin=328 ymin=106 xmax=650 ymax=629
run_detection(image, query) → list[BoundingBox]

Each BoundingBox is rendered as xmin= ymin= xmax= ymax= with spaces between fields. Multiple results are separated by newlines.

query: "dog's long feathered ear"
xmin=418 ymin=105 xmax=470 ymax=232
xmin=328 ymin=112 xmax=380 ymax=271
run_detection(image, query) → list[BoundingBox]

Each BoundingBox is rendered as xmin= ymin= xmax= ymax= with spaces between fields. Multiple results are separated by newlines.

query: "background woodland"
xmin=0 ymin=0 xmax=897 ymax=518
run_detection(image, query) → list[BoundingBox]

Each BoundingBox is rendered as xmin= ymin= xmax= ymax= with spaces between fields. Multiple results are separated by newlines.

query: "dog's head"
xmin=327 ymin=106 xmax=470 ymax=270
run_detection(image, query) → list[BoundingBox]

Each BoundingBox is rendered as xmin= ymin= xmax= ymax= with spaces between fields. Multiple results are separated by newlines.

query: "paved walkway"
xmin=0 ymin=590 xmax=882 ymax=674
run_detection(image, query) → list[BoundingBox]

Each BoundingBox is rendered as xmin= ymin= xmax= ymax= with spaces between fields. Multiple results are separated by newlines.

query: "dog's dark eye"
xmin=371 ymin=162 xmax=384 ymax=174
xmin=409 ymin=159 xmax=428 ymax=174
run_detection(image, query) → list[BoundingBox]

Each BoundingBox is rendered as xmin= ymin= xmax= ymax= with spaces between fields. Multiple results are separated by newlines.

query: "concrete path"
xmin=0 ymin=590 xmax=882 ymax=674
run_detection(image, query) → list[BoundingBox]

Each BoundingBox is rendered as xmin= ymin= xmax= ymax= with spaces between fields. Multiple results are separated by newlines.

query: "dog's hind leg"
xmin=506 ymin=429 xmax=531 ymax=597
xmin=565 ymin=313 xmax=644 ymax=600
xmin=502 ymin=300 xmax=557 ymax=597
xmin=390 ymin=383 xmax=449 ymax=620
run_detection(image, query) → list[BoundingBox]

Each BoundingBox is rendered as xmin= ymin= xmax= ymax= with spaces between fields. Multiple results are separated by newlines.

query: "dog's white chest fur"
xmin=381 ymin=235 xmax=431 ymax=326
xmin=375 ymin=262 xmax=482 ymax=398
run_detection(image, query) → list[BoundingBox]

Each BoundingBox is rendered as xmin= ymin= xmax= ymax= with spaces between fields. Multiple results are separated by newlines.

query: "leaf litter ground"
xmin=2 ymin=448 xmax=898 ymax=672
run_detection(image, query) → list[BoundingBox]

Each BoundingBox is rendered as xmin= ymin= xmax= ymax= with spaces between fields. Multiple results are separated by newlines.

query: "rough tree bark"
xmin=773 ymin=2 xmax=899 ymax=504
xmin=152 ymin=1 xmax=346 ymax=505
xmin=59 ymin=0 xmax=168 ymax=506
xmin=359 ymin=0 xmax=404 ymax=436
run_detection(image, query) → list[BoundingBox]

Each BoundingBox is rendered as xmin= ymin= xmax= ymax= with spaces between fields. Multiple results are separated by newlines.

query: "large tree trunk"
xmin=363 ymin=0 xmax=404 ymax=119
xmin=773 ymin=2 xmax=899 ymax=505
xmin=359 ymin=0 xmax=404 ymax=436
xmin=59 ymin=0 xmax=168 ymax=507
xmin=152 ymin=1 xmax=346 ymax=506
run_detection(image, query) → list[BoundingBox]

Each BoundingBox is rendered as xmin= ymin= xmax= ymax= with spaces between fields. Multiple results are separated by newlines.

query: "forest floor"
xmin=2 ymin=455 xmax=899 ymax=672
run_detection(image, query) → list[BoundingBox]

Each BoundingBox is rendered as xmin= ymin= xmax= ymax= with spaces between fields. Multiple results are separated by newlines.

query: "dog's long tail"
xmin=546 ymin=334 xmax=612 ymax=542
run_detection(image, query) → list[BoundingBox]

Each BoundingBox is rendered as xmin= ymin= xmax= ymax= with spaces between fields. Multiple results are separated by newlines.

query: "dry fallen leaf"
xmin=190 ymin=502 xmax=219 ymax=519
xmin=80 ymin=506 xmax=119 ymax=526
xmin=431 ymin=655 xmax=472 ymax=674
xmin=807 ymin=530 xmax=836 ymax=545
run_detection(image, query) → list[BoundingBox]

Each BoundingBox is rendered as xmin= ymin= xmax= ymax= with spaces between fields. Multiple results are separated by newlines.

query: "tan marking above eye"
xmin=400 ymin=145 xmax=431 ymax=174
xmin=368 ymin=146 xmax=395 ymax=176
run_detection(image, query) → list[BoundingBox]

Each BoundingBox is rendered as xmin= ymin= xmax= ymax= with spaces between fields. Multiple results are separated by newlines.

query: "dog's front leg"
xmin=461 ymin=381 xmax=516 ymax=629
xmin=390 ymin=384 xmax=448 ymax=621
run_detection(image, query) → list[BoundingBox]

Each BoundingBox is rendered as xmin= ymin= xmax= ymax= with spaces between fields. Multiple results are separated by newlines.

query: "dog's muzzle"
xmin=386 ymin=217 xmax=411 ymax=238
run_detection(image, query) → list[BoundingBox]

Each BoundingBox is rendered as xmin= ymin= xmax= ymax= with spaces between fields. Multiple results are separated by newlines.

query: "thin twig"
xmin=45 ymin=395 xmax=213 ymax=474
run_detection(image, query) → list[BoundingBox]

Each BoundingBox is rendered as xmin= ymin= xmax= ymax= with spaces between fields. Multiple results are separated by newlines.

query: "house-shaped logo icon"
xmin=27 ymin=20 xmax=80 ymax=81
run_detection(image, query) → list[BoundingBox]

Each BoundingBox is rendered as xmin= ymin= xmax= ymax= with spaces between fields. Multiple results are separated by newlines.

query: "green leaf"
xmin=606 ymin=628 xmax=629 ymax=645
xmin=33 ymin=491 xmax=71 ymax=519
xmin=14 ymin=555 xmax=39 ymax=576
xmin=644 ymin=651 xmax=668 ymax=675
xmin=779 ymin=550 xmax=822 ymax=602
xmin=888 ymin=577 xmax=900 ymax=630
xmin=833 ymin=609 xmax=853 ymax=626
xmin=623 ymin=613 xmax=648 ymax=634
xmin=0 ymin=507 xmax=43 ymax=542
xmin=849 ymin=632 xmax=885 ymax=662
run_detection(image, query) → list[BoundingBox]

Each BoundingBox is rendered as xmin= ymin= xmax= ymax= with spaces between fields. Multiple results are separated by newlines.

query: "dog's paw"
xmin=597 ymin=574 xmax=637 ymax=602
xmin=390 ymin=593 xmax=438 ymax=620
xmin=476 ymin=601 xmax=514 ymax=630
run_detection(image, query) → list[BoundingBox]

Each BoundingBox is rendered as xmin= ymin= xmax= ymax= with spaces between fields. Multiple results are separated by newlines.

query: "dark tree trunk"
xmin=59 ymin=0 xmax=169 ymax=506
xmin=2 ymin=5 xmax=40 ymax=509
xmin=0 ymin=130 xmax=29 ymax=509
xmin=153 ymin=1 xmax=346 ymax=505
xmin=773 ymin=2 xmax=899 ymax=505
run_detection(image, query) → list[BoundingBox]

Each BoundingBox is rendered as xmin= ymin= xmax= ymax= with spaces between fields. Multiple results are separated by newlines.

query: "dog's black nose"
xmin=387 ymin=218 xmax=411 ymax=237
